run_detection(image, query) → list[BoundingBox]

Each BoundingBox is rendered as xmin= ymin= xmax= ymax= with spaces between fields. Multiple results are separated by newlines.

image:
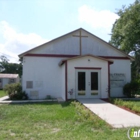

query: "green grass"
xmin=0 ymin=90 xmax=7 ymax=98
xmin=110 ymin=98 xmax=140 ymax=113
xmin=0 ymin=101 xmax=135 ymax=140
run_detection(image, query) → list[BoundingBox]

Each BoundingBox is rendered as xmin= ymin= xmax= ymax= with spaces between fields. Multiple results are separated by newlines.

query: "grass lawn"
xmin=0 ymin=101 xmax=135 ymax=140
xmin=110 ymin=98 xmax=140 ymax=113
xmin=0 ymin=90 xmax=7 ymax=98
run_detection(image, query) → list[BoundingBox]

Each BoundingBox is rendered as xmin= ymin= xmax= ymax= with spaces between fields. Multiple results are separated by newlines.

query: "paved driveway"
xmin=78 ymin=99 xmax=140 ymax=128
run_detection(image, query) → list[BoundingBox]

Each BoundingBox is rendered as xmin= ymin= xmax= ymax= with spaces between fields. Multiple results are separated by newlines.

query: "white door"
xmin=76 ymin=70 xmax=100 ymax=98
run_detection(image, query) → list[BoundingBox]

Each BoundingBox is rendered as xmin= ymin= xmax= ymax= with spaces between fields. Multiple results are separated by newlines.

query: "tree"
xmin=0 ymin=55 xmax=22 ymax=77
xmin=0 ymin=55 xmax=9 ymax=72
xmin=109 ymin=0 xmax=140 ymax=78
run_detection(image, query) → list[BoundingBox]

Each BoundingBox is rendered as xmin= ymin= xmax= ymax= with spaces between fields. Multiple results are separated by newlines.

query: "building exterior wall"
xmin=2 ymin=78 xmax=9 ymax=88
xmin=110 ymin=59 xmax=131 ymax=97
xmin=67 ymin=56 xmax=109 ymax=99
xmin=21 ymin=29 xmax=132 ymax=100
xmin=61 ymin=64 xmax=66 ymax=100
xmin=15 ymin=76 xmax=20 ymax=83
xmin=30 ymin=30 xmax=125 ymax=57
xmin=22 ymin=56 xmax=131 ymax=100
xmin=22 ymin=56 xmax=67 ymax=99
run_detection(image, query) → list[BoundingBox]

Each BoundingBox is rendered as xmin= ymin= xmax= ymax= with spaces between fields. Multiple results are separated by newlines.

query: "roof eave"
xmin=18 ymin=28 xmax=83 ymax=57
xmin=59 ymin=55 xmax=114 ymax=66
xmin=18 ymin=28 xmax=135 ymax=61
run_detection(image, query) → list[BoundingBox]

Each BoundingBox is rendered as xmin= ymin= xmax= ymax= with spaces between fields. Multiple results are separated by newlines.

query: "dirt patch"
xmin=51 ymin=128 xmax=61 ymax=133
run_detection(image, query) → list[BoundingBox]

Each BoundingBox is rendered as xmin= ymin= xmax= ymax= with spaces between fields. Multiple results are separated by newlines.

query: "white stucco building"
xmin=19 ymin=28 xmax=134 ymax=100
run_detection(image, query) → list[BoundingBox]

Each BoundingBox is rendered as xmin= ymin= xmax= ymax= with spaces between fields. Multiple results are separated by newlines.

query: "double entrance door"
xmin=76 ymin=69 xmax=100 ymax=98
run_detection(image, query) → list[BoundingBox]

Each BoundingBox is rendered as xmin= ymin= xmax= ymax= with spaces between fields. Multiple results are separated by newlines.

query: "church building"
xmin=19 ymin=28 xmax=134 ymax=100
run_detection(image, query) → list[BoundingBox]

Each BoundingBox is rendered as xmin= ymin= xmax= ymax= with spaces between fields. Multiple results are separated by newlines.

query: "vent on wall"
xmin=30 ymin=91 xmax=39 ymax=100
xmin=26 ymin=81 xmax=33 ymax=89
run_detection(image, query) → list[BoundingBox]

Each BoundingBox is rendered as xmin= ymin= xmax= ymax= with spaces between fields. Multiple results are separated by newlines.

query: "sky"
xmin=0 ymin=0 xmax=135 ymax=63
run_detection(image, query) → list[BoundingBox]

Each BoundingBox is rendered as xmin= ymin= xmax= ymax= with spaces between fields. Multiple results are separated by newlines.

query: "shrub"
xmin=71 ymin=101 xmax=93 ymax=121
xmin=4 ymin=83 xmax=28 ymax=100
xmin=113 ymin=98 xmax=123 ymax=106
xmin=110 ymin=99 xmax=140 ymax=113
xmin=123 ymin=80 xmax=140 ymax=97
xmin=71 ymin=101 xmax=107 ymax=128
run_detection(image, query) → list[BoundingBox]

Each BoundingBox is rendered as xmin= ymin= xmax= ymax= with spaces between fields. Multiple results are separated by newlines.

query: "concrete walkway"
xmin=78 ymin=99 xmax=140 ymax=128
xmin=0 ymin=96 xmax=9 ymax=101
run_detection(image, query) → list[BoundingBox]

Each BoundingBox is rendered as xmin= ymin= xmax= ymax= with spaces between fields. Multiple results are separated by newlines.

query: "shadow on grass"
xmin=7 ymin=101 xmax=59 ymax=106
xmin=6 ymin=100 xmax=77 ymax=108
xmin=60 ymin=101 xmax=71 ymax=108
xmin=60 ymin=99 xmax=76 ymax=108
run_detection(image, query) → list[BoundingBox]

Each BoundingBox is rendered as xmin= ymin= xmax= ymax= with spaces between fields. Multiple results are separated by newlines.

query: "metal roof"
xmin=0 ymin=74 xmax=19 ymax=78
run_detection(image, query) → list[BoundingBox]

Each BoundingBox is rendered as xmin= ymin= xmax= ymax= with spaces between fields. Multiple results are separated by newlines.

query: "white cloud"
xmin=78 ymin=5 xmax=119 ymax=31
xmin=0 ymin=21 xmax=48 ymax=63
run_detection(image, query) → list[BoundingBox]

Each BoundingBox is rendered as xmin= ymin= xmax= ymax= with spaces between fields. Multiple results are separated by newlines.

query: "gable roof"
xmin=18 ymin=28 xmax=134 ymax=61
xmin=59 ymin=54 xmax=114 ymax=66
xmin=0 ymin=74 xmax=19 ymax=78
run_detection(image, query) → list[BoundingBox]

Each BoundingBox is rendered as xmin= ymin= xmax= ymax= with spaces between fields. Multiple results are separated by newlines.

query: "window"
xmin=78 ymin=72 xmax=86 ymax=95
xmin=26 ymin=81 xmax=33 ymax=89
xmin=9 ymin=79 xmax=15 ymax=83
xmin=78 ymin=72 xmax=86 ymax=91
xmin=91 ymin=72 xmax=98 ymax=90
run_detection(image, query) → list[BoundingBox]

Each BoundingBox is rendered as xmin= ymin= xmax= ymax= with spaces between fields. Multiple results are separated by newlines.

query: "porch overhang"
xmin=59 ymin=54 xmax=114 ymax=66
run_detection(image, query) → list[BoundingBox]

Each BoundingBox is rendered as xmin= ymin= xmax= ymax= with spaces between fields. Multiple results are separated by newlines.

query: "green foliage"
xmin=109 ymin=0 xmax=140 ymax=78
xmin=0 ymin=55 xmax=22 ymax=77
xmin=0 ymin=103 xmax=128 ymax=140
xmin=113 ymin=98 xmax=124 ymax=106
xmin=0 ymin=55 xmax=9 ymax=73
xmin=110 ymin=0 xmax=140 ymax=52
xmin=71 ymin=101 xmax=92 ymax=121
xmin=110 ymin=98 xmax=140 ymax=113
xmin=71 ymin=101 xmax=107 ymax=128
xmin=0 ymin=90 xmax=7 ymax=97
xmin=46 ymin=95 xmax=51 ymax=99
xmin=123 ymin=80 xmax=140 ymax=97
xmin=4 ymin=83 xmax=28 ymax=100
xmin=132 ymin=104 xmax=140 ymax=112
